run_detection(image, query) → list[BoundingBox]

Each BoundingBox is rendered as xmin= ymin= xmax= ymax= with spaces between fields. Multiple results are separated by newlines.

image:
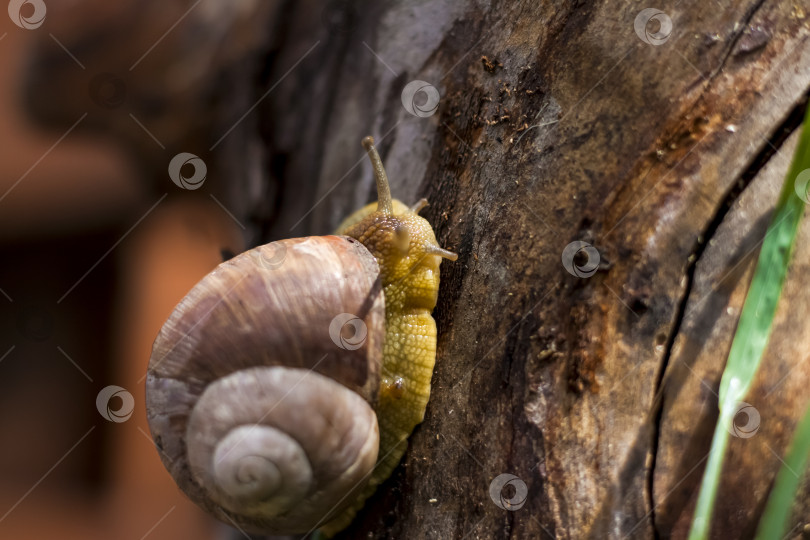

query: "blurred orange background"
xmin=0 ymin=2 xmax=249 ymax=539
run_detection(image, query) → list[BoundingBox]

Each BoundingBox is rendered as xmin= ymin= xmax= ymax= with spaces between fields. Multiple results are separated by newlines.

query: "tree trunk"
xmin=24 ymin=0 xmax=810 ymax=538
xmin=247 ymin=2 xmax=810 ymax=538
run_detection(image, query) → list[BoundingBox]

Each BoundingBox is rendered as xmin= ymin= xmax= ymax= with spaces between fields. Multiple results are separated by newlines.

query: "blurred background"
xmin=7 ymin=0 xmax=810 ymax=539
xmin=0 ymin=1 xmax=288 ymax=538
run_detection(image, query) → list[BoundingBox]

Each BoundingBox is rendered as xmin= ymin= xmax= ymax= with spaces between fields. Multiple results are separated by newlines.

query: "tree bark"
xmin=250 ymin=2 xmax=810 ymax=538
xmin=24 ymin=0 xmax=810 ymax=538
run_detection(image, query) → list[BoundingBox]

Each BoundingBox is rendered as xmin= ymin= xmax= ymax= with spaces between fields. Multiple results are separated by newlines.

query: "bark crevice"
xmin=647 ymin=88 xmax=810 ymax=538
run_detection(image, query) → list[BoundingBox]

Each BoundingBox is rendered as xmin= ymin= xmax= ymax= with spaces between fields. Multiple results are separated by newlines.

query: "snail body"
xmin=323 ymin=138 xmax=457 ymax=535
xmin=145 ymin=136 xmax=456 ymax=536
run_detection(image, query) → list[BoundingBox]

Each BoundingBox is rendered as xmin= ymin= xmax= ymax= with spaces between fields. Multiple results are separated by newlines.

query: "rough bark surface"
xmin=23 ymin=0 xmax=810 ymax=539
xmin=253 ymin=2 xmax=810 ymax=539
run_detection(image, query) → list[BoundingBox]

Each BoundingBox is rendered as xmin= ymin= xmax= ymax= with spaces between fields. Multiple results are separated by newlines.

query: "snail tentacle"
xmin=146 ymin=134 xmax=456 ymax=537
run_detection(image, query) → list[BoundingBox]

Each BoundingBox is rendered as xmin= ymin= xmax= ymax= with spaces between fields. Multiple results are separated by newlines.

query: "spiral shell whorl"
xmin=145 ymin=236 xmax=385 ymax=535
xmin=186 ymin=366 xmax=379 ymax=529
xmin=211 ymin=425 xmax=311 ymax=511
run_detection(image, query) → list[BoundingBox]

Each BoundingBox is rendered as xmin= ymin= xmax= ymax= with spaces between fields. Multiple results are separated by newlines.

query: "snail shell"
xmin=145 ymin=235 xmax=385 ymax=534
xmin=147 ymin=136 xmax=457 ymax=536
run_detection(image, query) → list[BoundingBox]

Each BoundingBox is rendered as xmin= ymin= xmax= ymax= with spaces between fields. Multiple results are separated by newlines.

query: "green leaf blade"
xmin=689 ymin=102 xmax=810 ymax=540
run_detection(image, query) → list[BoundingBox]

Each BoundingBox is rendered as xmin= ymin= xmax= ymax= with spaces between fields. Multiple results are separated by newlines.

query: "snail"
xmin=145 ymin=136 xmax=457 ymax=536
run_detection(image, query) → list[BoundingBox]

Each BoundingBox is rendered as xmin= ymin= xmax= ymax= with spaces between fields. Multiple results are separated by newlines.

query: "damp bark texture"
xmin=23 ymin=0 xmax=810 ymax=538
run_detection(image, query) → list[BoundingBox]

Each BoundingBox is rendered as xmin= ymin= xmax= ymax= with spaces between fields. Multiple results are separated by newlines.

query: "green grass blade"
xmin=688 ymin=102 xmax=810 ymax=540
xmin=755 ymin=402 xmax=810 ymax=539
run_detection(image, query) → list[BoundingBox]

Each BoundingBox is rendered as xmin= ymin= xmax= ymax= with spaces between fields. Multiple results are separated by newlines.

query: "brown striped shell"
xmin=145 ymin=235 xmax=385 ymax=534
